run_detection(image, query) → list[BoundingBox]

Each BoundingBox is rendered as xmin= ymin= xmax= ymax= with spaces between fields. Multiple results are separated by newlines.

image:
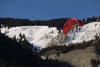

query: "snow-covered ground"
xmin=1 ymin=21 xmax=100 ymax=49
xmin=67 ymin=21 xmax=100 ymax=44
xmin=0 ymin=26 xmax=58 ymax=49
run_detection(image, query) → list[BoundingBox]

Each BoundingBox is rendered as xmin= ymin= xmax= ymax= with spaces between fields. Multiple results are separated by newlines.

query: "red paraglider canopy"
xmin=63 ymin=18 xmax=83 ymax=34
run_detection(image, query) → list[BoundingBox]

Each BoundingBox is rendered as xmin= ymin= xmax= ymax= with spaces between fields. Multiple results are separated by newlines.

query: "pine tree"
xmin=13 ymin=35 xmax=16 ymax=41
xmin=79 ymin=27 xmax=81 ymax=32
xmin=82 ymin=19 xmax=85 ymax=24
xmin=22 ymin=34 xmax=26 ymax=40
xmin=95 ymin=33 xmax=99 ymax=40
xmin=74 ymin=33 xmax=75 ymax=37
xmin=52 ymin=30 xmax=53 ymax=33
xmin=19 ymin=33 xmax=22 ymax=42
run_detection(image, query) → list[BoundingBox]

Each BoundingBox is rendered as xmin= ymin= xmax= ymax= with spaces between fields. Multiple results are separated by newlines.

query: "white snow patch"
xmin=67 ymin=22 xmax=100 ymax=44
xmin=1 ymin=26 xmax=58 ymax=49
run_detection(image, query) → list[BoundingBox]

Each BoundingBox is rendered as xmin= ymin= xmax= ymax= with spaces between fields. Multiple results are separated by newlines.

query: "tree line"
xmin=0 ymin=16 xmax=100 ymax=30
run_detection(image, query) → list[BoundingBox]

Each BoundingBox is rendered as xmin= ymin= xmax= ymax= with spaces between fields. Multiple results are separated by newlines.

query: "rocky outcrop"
xmin=46 ymin=32 xmax=67 ymax=47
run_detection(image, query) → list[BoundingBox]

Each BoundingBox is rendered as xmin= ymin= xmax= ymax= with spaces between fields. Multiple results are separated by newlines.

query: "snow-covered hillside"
xmin=0 ymin=26 xmax=58 ymax=49
xmin=1 ymin=21 xmax=100 ymax=49
xmin=67 ymin=21 xmax=100 ymax=44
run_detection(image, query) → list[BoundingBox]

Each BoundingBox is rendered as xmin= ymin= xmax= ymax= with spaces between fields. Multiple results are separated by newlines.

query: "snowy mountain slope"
xmin=0 ymin=26 xmax=58 ymax=49
xmin=1 ymin=21 xmax=100 ymax=49
xmin=67 ymin=21 xmax=100 ymax=44
xmin=46 ymin=21 xmax=100 ymax=46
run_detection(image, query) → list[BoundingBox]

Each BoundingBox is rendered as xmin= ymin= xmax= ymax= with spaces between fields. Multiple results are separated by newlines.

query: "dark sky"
xmin=0 ymin=0 xmax=100 ymax=20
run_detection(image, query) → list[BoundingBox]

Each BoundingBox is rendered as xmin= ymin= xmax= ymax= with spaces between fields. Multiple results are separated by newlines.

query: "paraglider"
xmin=63 ymin=18 xmax=83 ymax=34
